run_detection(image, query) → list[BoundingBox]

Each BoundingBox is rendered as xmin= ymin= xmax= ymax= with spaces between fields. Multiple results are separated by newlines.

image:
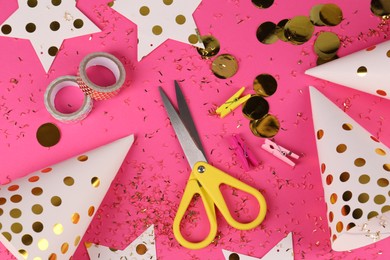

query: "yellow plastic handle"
xmin=193 ymin=161 xmax=267 ymax=230
xmin=173 ymin=174 xmax=218 ymax=250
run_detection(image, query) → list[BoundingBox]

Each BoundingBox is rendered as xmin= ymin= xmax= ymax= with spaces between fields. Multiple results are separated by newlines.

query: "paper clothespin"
xmin=261 ymin=139 xmax=299 ymax=167
xmin=216 ymin=87 xmax=251 ymax=118
xmin=230 ymin=134 xmax=259 ymax=171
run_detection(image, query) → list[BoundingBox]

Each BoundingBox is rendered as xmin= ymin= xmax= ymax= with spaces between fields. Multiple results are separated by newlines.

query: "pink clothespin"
xmin=261 ymin=139 xmax=299 ymax=167
xmin=230 ymin=134 xmax=259 ymax=171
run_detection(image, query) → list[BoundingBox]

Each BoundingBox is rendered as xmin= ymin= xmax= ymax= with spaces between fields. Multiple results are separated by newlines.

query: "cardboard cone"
xmin=310 ymin=87 xmax=390 ymax=251
xmin=306 ymin=40 xmax=390 ymax=99
xmin=222 ymin=233 xmax=294 ymax=260
xmin=0 ymin=135 xmax=134 ymax=260
xmin=85 ymin=225 xmax=156 ymax=259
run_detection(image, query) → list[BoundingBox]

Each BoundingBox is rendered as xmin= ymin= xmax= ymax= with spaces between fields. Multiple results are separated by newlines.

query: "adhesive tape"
xmin=77 ymin=52 xmax=126 ymax=100
xmin=44 ymin=76 xmax=93 ymax=123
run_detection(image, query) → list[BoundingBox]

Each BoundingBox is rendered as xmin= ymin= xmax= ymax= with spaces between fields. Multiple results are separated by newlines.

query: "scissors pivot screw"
xmin=197 ymin=165 xmax=206 ymax=173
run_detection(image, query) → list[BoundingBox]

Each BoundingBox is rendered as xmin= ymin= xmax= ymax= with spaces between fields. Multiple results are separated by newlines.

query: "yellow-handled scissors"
xmin=159 ymin=81 xmax=267 ymax=250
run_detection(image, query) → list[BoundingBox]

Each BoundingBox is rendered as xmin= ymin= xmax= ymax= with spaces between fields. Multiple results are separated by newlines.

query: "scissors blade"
xmin=175 ymin=81 xmax=207 ymax=159
xmin=159 ymin=87 xmax=208 ymax=168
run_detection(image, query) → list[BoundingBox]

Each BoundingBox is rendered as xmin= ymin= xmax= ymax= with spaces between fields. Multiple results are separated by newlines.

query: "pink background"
xmin=1 ymin=0 xmax=390 ymax=259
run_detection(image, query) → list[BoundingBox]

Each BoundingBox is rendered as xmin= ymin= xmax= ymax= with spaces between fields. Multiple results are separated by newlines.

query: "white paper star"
xmin=110 ymin=0 xmax=203 ymax=60
xmin=86 ymin=225 xmax=157 ymax=260
xmin=0 ymin=0 xmax=101 ymax=72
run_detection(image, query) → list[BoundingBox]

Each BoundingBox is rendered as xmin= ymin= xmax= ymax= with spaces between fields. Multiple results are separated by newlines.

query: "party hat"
xmin=86 ymin=225 xmax=156 ymax=259
xmin=0 ymin=135 xmax=134 ymax=260
xmin=222 ymin=233 xmax=294 ymax=260
xmin=306 ymin=40 xmax=390 ymax=99
xmin=309 ymin=87 xmax=390 ymax=251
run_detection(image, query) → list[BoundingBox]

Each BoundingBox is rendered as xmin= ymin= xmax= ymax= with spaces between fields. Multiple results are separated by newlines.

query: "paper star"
xmin=110 ymin=0 xmax=203 ymax=60
xmin=86 ymin=225 xmax=157 ymax=260
xmin=0 ymin=0 xmax=101 ymax=72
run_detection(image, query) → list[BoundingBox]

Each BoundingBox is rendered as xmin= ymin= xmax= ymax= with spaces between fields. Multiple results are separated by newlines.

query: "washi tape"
xmin=44 ymin=75 xmax=93 ymax=123
xmin=77 ymin=52 xmax=126 ymax=100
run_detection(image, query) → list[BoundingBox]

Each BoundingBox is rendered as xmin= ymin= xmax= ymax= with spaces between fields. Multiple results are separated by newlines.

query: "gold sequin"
xmin=251 ymin=0 xmax=274 ymax=9
xmin=36 ymin=122 xmax=61 ymax=147
xmin=284 ymin=16 xmax=314 ymax=45
xmin=256 ymin=21 xmax=278 ymax=44
xmin=197 ymin=35 xmax=220 ymax=58
xmin=253 ymin=74 xmax=277 ymax=97
xmin=211 ymin=54 xmax=239 ymax=79
xmin=249 ymin=114 xmax=280 ymax=138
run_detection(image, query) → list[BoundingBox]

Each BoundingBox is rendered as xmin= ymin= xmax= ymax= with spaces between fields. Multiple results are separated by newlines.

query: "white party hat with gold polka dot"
xmin=306 ymin=40 xmax=390 ymax=99
xmin=85 ymin=224 xmax=156 ymax=259
xmin=309 ymin=87 xmax=390 ymax=251
xmin=0 ymin=134 xmax=134 ymax=260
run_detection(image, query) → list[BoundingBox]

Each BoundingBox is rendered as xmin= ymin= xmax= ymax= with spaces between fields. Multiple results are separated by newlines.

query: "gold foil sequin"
xmin=242 ymin=95 xmax=269 ymax=120
xmin=311 ymin=4 xmax=343 ymax=26
xmin=275 ymin=19 xmax=289 ymax=42
xmin=314 ymin=31 xmax=340 ymax=60
xmin=251 ymin=0 xmax=274 ymax=9
xmin=253 ymin=74 xmax=277 ymax=97
xmin=316 ymin=55 xmax=338 ymax=65
xmin=284 ymin=16 xmax=314 ymax=45
xmin=197 ymin=35 xmax=220 ymax=58
xmin=249 ymin=114 xmax=280 ymax=138
xmin=256 ymin=21 xmax=278 ymax=44
xmin=371 ymin=0 xmax=390 ymax=17
xmin=211 ymin=54 xmax=238 ymax=79
xmin=36 ymin=122 xmax=61 ymax=147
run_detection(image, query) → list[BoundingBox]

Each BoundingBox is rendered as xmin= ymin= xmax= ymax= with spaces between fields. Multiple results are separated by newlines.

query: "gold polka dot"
xmin=382 ymin=205 xmax=390 ymax=213
xmin=329 ymin=211 xmax=334 ymax=222
xmin=50 ymin=21 xmax=60 ymax=31
xmin=321 ymin=163 xmax=326 ymax=173
xmin=41 ymin=167 xmax=52 ymax=173
xmin=51 ymin=196 xmax=62 ymax=207
xmin=152 ymin=25 xmax=163 ymax=35
xmin=330 ymin=193 xmax=337 ymax=204
xmin=107 ymin=1 xmax=114 ymax=7
xmin=48 ymin=253 xmax=57 ymax=260
xmin=387 ymin=50 xmax=390 ymax=58
xmin=366 ymin=45 xmax=376 ymax=51
xmin=77 ymin=155 xmax=88 ymax=162
xmin=28 ymin=176 xmax=40 ymax=182
xmin=53 ymin=223 xmax=63 ymax=235
xmin=0 ymin=208 xmax=3 ymax=216
xmin=38 ymin=238 xmax=49 ymax=251
xmin=376 ymin=89 xmax=387 ymax=96
xmin=136 ymin=243 xmax=148 ymax=255
xmin=377 ymin=178 xmax=389 ymax=187
xmin=342 ymin=123 xmax=353 ymax=130
xmin=326 ymin=174 xmax=333 ymax=185
xmin=342 ymin=191 xmax=352 ymax=201
xmin=346 ymin=222 xmax=356 ymax=230
xmin=1 ymin=24 xmax=12 ymax=34
xmin=367 ymin=211 xmax=379 ymax=220
xmin=317 ymin=129 xmax=324 ymax=140
xmin=88 ymin=206 xmax=95 ymax=217
xmin=27 ymin=0 xmax=38 ymax=8
xmin=32 ymin=204 xmax=43 ymax=215
xmin=336 ymin=221 xmax=343 ymax=232
xmin=352 ymin=208 xmax=363 ymax=219
xmin=383 ymin=164 xmax=390 ymax=171
xmin=375 ymin=148 xmax=386 ymax=156
xmin=374 ymin=195 xmax=386 ymax=204
xmin=10 ymin=208 xmax=22 ymax=218
xmin=332 ymin=234 xmax=337 ymax=242
xmin=11 ymin=223 xmax=23 ymax=233
xmin=25 ymin=23 xmax=36 ymax=33
xmin=188 ymin=34 xmax=199 ymax=44
xmin=354 ymin=158 xmax=366 ymax=167
xmin=22 ymin=234 xmax=33 ymax=246
xmin=32 ymin=187 xmax=43 ymax=196
xmin=32 ymin=221 xmax=43 ymax=233
xmin=336 ymin=144 xmax=347 ymax=153
xmin=63 ymin=176 xmax=74 ymax=186
xmin=358 ymin=193 xmax=369 ymax=203
xmin=341 ymin=205 xmax=350 ymax=216
xmin=74 ymin=235 xmax=81 ymax=246
xmin=357 ymin=66 xmax=367 ymax=77
xmin=73 ymin=19 xmax=84 ymax=29
xmin=72 ymin=213 xmax=80 ymax=224
xmin=0 ymin=197 xmax=6 ymax=205
xmin=48 ymin=46 xmax=58 ymax=57
xmin=229 ymin=253 xmax=240 ymax=260
xmin=176 ymin=15 xmax=186 ymax=25
xmin=91 ymin=177 xmax=100 ymax=188
xmin=139 ymin=6 xmax=150 ymax=16
xmin=52 ymin=0 xmax=61 ymax=6
xmin=371 ymin=136 xmax=380 ymax=142
xmin=10 ymin=194 xmax=22 ymax=203
xmin=19 ymin=249 xmax=28 ymax=259
xmin=163 ymin=0 xmax=173 ymax=5
xmin=2 ymin=232 xmax=11 ymax=241
xmin=8 ymin=185 xmax=19 ymax=191
xmin=359 ymin=174 xmax=370 ymax=184
xmin=61 ymin=243 xmax=69 ymax=254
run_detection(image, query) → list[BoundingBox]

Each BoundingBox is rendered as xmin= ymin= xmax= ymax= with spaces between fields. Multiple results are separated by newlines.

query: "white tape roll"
xmin=44 ymin=76 xmax=93 ymax=123
xmin=77 ymin=52 xmax=126 ymax=100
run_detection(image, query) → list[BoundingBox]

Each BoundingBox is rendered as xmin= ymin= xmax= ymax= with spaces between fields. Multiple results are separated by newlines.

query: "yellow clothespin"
xmin=216 ymin=87 xmax=251 ymax=118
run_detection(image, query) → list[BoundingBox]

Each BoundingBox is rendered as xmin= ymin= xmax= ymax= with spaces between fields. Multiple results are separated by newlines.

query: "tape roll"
xmin=44 ymin=76 xmax=93 ymax=123
xmin=77 ymin=52 xmax=126 ymax=100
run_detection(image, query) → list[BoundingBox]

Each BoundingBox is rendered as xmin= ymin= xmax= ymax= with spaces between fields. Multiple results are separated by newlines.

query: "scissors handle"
xmin=193 ymin=162 xmax=267 ymax=230
xmin=173 ymin=176 xmax=218 ymax=250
